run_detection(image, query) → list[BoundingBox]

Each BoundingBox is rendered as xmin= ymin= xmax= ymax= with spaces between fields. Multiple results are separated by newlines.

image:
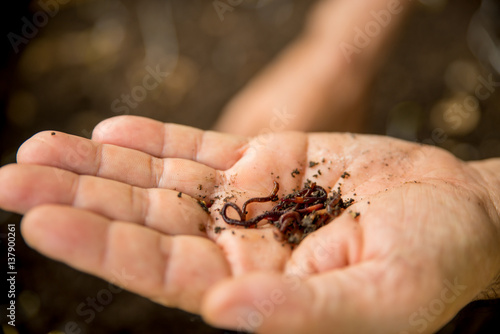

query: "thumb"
xmin=201 ymin=265 xmax=394 ymax=334
xmin=201 ymin=266 xmax=394 ymax=334
xmin=201 ymin=262 xmax=462 ymax=334
xmin=201 ymin=272 xmax=314 ymax=334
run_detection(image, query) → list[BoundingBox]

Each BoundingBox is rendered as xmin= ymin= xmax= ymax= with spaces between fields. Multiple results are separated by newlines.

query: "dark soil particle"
xmin=197 ymin=200 xmax=211 ymax=213
xmin=51 ymin=132 xmax=56 ymax=135
xmin=214 ymin=226 xmax=225 ymax=234
xmin=309 ymin=161 xmax=319 ymax=167
xmin=341 ymin=172 xmax=350 ymax=179
xmin=291 ymin=169 xmax=300 ymax=178
xmin=343 ymin=198 xmax=355 ymax=208
xmin=177 ymin=192 xmax=182 ymax=198
xmin=223 ymin=195 xmax=235 ymax=202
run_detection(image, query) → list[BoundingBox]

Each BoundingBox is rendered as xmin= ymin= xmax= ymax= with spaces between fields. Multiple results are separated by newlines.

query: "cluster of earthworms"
xmin=220 ymin=181 xmax=353 ymax=244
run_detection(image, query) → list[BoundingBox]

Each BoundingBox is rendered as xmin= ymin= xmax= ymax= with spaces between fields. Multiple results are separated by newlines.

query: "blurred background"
xmin=1 ymin=0 xmax=499 ymax=333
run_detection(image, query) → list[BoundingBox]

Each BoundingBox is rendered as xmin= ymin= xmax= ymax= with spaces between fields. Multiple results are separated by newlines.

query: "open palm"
xmin=1 ymin=116 xmax=499 ymax=334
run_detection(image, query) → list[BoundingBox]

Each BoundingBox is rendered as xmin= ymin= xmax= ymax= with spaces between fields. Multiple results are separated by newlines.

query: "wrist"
xmin=469 ymin=159 xmax=500 ymax=229
xmin=469 ymin=159 xmax=500 ymax=300
xmin=304 ymin=0 xmax=414 ymax=67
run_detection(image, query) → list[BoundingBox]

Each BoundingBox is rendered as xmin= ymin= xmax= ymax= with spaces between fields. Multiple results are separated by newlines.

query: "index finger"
xmin=92 ymin=116 xmax=248 ymax=170
xmin=16 ymin=131 xmax=219 ymax=196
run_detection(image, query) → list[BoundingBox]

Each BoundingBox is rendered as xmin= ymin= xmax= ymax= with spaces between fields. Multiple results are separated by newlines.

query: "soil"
xmin=220 ymin=180 xmax=355 ymax=245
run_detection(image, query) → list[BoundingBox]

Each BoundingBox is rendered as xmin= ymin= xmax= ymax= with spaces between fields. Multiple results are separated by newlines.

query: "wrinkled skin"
xmin=0 ymin=116 xmax=499 ymax=334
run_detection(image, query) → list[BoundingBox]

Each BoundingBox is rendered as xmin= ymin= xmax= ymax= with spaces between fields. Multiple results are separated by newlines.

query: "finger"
xmin=21 ymin=205 xmax=231 ymax=313
xmin=202 ymin=272 xmax=314 ymax=333
xmin=92 ymin=116 xmax=247 ymax=170
xmin=214 ymin=228 xmax=292 ymax=276
xmin=16 ymin=131 xmax=218 ymax=196
xmin=202 ymin=262 xmax=446 ymax=334
xmin=0 ymin=164 xmax=208 ymax=236
xmin=284 ymin=214 xmax=363 ymax=278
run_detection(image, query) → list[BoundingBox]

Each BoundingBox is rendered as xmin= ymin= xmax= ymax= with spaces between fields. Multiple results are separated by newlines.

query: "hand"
xmin=0 ymin=116 xmax=499 ymax=334
xmin=214 ymin=0 xmax=413 ymax=136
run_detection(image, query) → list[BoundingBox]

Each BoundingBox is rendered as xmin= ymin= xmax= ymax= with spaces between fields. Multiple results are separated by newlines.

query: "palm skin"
xmin=0 ymin=116 xmax=499 ymax=334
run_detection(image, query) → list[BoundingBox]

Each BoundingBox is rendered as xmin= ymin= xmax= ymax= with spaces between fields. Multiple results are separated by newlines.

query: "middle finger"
xmin=0 ymin=164 xmax=209 ymax=237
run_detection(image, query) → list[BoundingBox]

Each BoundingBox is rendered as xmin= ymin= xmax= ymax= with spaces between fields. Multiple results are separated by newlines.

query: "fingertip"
xmin=16 ymin=131 xmax=57 ymax=164
xmin=21 ymin=205 xmax=63 ymax=252
xmin=20 ymin=205 xmax=44 ymax=248
xmin=92 ymin=115 xmax=150 ymax=142
xmin=201 ymin=277 xmax=234 ymax=322
xmin=201 ymin=275 xmax=267 ymax=331
xmin=0 ymin=164 xmax=55 ymax=213
xmin=91 ymin=116 xmax=123 ymax=141
xmin=21 ymin=205 xmax=108 ymax=265
xmin=0 ymin=164 xmax=20 ymax=211
xmin=202 ymin=273 xmax=311 ymax=333
xmin=285 ymin=215 xmax=363 ymax=277
xmin=0 ymin=163 xmax=17 ymax=179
